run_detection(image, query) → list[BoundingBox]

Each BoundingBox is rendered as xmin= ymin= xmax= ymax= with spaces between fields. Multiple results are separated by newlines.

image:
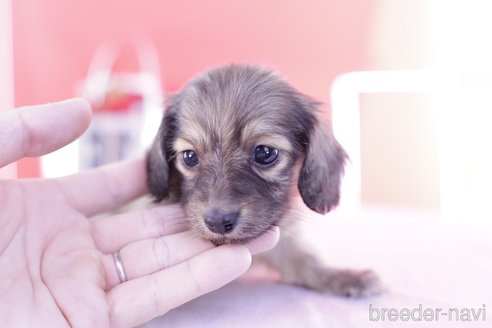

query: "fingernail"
xmin=246 ymin=226 xmax=280 ymax=255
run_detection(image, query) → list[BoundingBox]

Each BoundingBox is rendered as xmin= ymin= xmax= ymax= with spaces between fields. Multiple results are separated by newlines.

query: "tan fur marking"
xmin=173 ymin=138 xmax=195 ymax=153
xmin=173 ymin=138 xmax=199 ymax=178
xmin=254 ymin=135 xmax=293 ymax=152
xmin=252 ymin=155 xmax=290 ymax=182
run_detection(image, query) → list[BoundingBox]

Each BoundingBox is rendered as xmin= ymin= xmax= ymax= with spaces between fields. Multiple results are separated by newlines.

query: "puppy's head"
xmin=147 ymin=65 xmax=346 ymax=244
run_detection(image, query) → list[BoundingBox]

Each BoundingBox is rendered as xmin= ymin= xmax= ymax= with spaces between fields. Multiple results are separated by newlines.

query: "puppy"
xmin=146 ymin=64 xmax=381 ymax=297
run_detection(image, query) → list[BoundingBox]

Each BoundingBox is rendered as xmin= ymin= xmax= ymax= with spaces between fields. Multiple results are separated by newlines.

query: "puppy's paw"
xmin=325 ymin=269 xmax=384 ymax=298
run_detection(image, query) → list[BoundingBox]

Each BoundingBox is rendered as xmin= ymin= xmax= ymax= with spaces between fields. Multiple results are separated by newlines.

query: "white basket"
xmin=41 ymin=36 xmax=164 ymax=177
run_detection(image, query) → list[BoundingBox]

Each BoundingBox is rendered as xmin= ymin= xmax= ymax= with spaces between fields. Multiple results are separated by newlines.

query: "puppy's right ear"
xmin=293 ymin=95 xmax=348 ymax=214
xmin=146 ymin=98 xmax=179 ymax=202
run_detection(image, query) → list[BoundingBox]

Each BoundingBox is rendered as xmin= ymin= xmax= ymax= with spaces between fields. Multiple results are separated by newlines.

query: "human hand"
xmin=0 ymin=99 xmax=280 ymax=328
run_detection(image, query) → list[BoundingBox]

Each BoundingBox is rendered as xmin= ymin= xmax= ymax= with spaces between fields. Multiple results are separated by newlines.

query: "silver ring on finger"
xmin=113 ymin=251 xmax=127 ymax=284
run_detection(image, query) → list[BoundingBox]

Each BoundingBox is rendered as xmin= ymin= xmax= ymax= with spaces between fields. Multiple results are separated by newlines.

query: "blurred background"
xmin=1 ymin=0 xmax=491 ymax=224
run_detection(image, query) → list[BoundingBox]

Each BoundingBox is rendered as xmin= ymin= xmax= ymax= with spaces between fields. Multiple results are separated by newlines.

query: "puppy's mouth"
xmin=203 ymin=224 xmax=278 ymax=246
xmin=209 ymin=235 xmax=255 ymax=246
xmin=189 ymin=209 xmax=282 ymax=246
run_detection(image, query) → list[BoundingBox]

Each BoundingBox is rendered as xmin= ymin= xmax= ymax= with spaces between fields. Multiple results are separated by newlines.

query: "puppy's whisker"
xmin=282 ymin=213 xmax=315 ymax=225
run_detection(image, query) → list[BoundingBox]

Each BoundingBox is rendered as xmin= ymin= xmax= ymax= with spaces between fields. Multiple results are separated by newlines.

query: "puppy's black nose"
xmin=204 ymin=210 xmax=238 ymax=234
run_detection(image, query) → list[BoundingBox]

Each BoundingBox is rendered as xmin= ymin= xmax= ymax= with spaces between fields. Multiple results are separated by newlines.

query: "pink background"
xmin=13 ymin=0 xmax=378 ymax=176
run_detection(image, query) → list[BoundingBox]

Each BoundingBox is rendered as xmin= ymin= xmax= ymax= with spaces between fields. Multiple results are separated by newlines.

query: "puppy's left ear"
xmin=297 ymin=100 xmax=348 ymax=214
xmin=146 ymin=96 xmax=180 ymax=202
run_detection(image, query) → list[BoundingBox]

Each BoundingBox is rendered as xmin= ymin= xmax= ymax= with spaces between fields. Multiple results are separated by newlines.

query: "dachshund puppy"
xmin=146 ymin=64 xmax=381 ymax=297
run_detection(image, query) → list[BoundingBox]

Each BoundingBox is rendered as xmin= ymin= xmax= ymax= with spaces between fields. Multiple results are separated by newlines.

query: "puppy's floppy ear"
xmin=296 ymin=98 xmax=348 ymax=214
xmin=146 ymin=96 xmax=180 ymax=202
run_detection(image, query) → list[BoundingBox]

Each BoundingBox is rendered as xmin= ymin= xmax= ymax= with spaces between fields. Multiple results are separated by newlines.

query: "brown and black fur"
xmin=146 ymin=64 xmax=382 ymax=297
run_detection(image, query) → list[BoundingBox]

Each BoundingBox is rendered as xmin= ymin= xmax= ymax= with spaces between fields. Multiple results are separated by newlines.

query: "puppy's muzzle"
xmin=204 ymin=209 xmax=239 ymax=234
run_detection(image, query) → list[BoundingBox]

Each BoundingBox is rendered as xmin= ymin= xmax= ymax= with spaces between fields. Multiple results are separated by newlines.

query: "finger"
xmin=108 ymin=245 xmax=251 ymax=328
xmin=103 ymin=231 xmax=214 ymax=289
xmin=0 ymin=98 xmax=91 ymax=168
xmin=56 ymin=159 xmax=148 ymax=216
xmin=91 ymin=204 xmax=188 ymax=253
xmin=245 ymin=226 xmax=280 ymax=255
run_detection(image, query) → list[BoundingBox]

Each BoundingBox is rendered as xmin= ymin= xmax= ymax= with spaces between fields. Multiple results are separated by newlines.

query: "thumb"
xmin=0 ymin=98 xmax=92 ymax=168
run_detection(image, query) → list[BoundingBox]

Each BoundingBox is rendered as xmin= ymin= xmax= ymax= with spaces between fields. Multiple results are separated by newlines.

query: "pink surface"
xmin=144 ymin=208 xmax=492 ymax=327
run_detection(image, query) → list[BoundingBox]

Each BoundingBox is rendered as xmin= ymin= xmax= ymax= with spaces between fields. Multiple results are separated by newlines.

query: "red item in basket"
xmin=94 ymin=91 xmax=143 ymax=112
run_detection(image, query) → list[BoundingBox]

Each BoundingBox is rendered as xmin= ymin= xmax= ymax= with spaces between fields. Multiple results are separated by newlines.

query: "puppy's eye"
xmin=253 ymin=145 xmax=279 ymax=166
xmin=182 ymin=150 xmax=199 ymax=168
